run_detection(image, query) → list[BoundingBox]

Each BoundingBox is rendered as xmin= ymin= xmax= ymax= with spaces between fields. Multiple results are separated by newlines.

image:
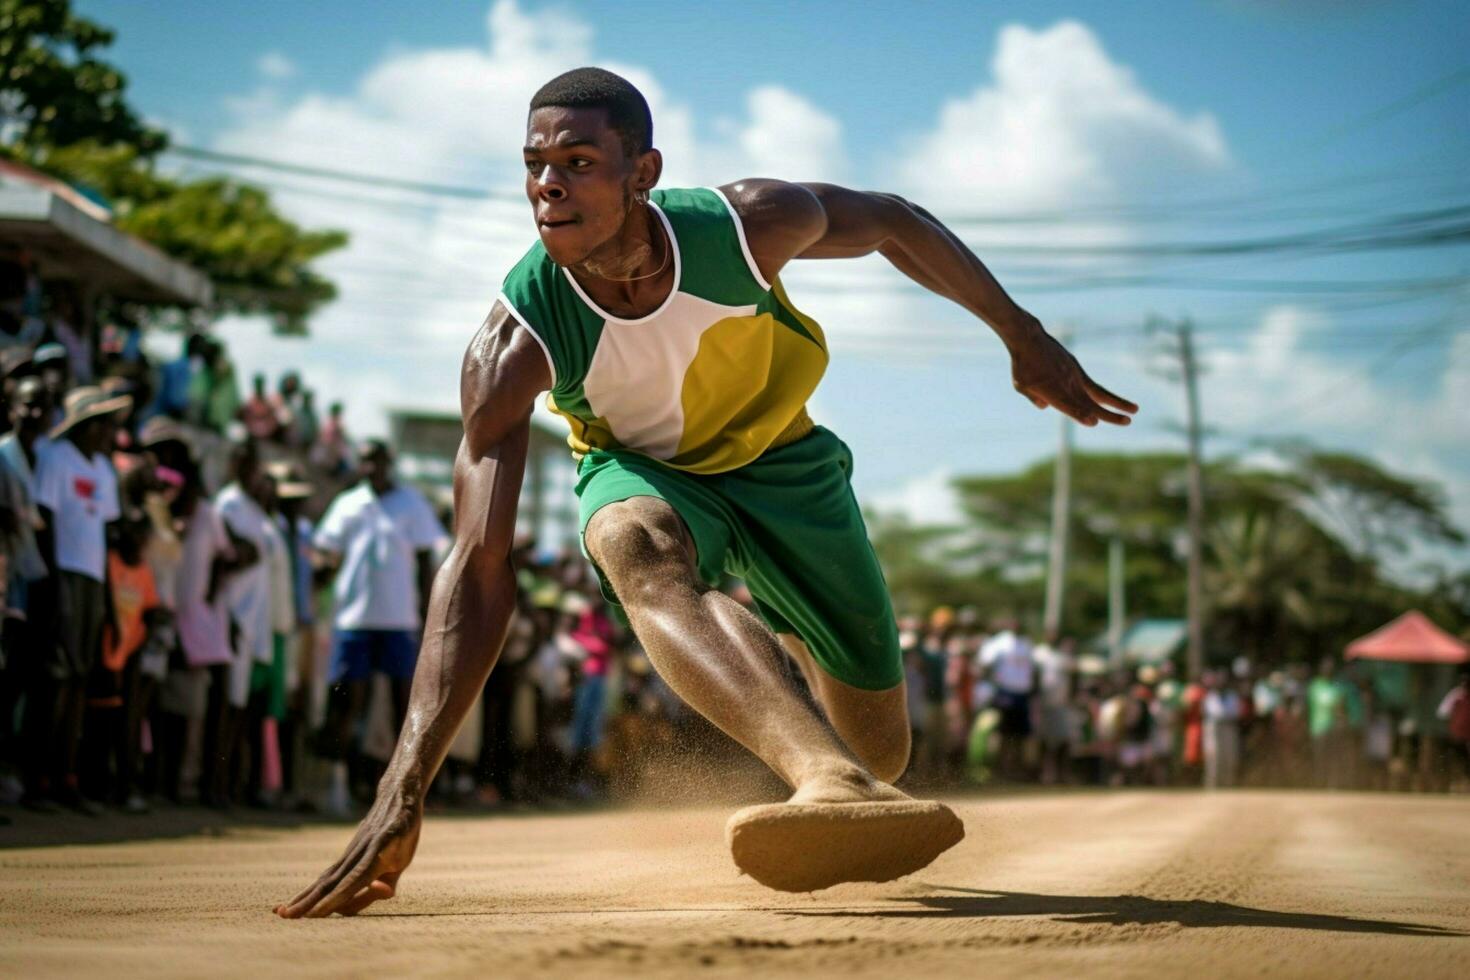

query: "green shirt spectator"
xmin=1308 ymin=676 xmax=1346 ymax=738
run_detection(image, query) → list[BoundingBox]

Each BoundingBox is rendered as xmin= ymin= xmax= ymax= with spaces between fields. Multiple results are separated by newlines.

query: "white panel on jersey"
xmin=582 ymin=292 xmax=758 ymax=459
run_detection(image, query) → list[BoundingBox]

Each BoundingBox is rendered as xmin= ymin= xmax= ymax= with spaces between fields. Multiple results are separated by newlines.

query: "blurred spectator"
xmin=1437 ymin=672 xmax=1470 ymax=785
xmin=33 ymin=343 xmax=69 ymax=430
xmin=89 ymin=510 xmax=162 ymax=811
xmin=0 ymin=376 xmax=47 ymax=798
xmin=294 ymin=389 xmax=320 ymax=450
xmin=1118 ymin=682 xmax=1156 ymax=785
xmin=1202 ymin=670 xmax=1243 ymax=789
xmin=25 ymin=386 xmax=129 ymax=812
xmin=314 ymin=439 xmax=445 ymax=815
xmin=271 ymin=372 xmax=312 ymax=449
xmin=312 ymin=401 xmax=352 ymax=478
xmin=1308 ymin=658 xmax=1352 ymax=790
xmin=188 ymin=339 xmax=240 ymax=434
xmin=151 ymin=334 xmax=207 ymax=421
xmin=216 ymin=446 xmax=287 ymax=807
xmin=566 ymin=590 xmax=616 ymax=797
xmin=268 ymin=462 xmax=317 ymax=808
xmin=980 ymin=619 xmax=1034 ymax=780
xmin=240 ymin=374 xmax=280 ymax=443
xmin=914 ymin=611 xmax=950 ymax=778
xmin=1033 ymin=637 xmax=1075 ymax=784
xmin=165 ymin=444 xmax=240 ymax=807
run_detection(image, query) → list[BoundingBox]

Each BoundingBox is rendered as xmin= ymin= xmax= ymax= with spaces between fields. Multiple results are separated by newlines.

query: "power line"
xmin=168 ymin=144 xmax=517 ymax=200
xmin=166 ymin=141 xmax=1468 ymax=228
xmin=1302 ymin=64 xmax=1470 ymax=150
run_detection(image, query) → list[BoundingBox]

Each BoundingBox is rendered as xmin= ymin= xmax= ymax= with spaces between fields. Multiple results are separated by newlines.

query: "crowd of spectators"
xmin=0 ymin=260 xmax=694 ymax=820
xmin=898 ymin=608 xmax=1470 ymax=793
xmin=1 ymin=257 xmax=1466 ymax=826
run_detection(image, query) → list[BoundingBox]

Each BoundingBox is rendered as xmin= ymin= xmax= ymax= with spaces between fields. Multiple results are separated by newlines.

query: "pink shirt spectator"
xmin=175 ymin=499 xmax=233 ymax=667
xmin=571 ymin=606 xmax=615 ymax=678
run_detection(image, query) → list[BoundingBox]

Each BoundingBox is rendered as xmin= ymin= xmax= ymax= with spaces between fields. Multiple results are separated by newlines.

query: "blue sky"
xmin=83 ymin=0 xmax=1469 ymax=567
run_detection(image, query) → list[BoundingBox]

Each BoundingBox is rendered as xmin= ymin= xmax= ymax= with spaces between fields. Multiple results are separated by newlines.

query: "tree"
xmin=873 ymin=449 xmax=1464 ymax=665
xmin=0 ymin=1 xmax=346 ymax=331
xmin=0 ymin=0 xmax=163 ymax=154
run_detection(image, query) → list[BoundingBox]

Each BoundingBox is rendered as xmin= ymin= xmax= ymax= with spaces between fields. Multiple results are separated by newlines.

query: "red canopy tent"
xmin=1345 ymin=610 xmax=1469 ymax=665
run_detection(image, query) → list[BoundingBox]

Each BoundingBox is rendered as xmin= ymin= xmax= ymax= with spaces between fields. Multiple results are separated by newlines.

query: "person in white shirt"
xmin=215 ymin=446 xmax=293 ymax=806
xmin=313 ymin=439 xmax=446 ymax=813
xmin=25 ymin=386 xmax=128 ymax=812
xmin=978 ymin=622 xmax=1036 ymax=780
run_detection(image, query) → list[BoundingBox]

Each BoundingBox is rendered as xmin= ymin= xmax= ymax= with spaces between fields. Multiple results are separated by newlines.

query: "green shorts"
xmin=575 ymin=425 xmax=901 ymax=691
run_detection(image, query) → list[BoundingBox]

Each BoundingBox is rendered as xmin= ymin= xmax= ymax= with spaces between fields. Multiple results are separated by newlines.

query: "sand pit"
xmin=3 ymin=790 xmax=1468 ymax=978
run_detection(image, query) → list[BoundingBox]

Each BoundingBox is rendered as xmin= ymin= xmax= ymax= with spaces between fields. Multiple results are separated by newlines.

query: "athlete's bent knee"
xmin=586 ymin=501 xmax=698 ymax=607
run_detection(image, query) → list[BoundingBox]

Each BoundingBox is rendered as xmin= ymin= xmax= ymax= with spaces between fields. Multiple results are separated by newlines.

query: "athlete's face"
xmin=523 ymin=106 xmax=659 ymax=266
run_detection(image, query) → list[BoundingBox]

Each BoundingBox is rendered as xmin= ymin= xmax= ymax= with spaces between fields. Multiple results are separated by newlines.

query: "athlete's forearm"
xmin=378 ymin=425 xmax=529 ymax=805
xmin=379 ymin=547 xmax=517 ymax=804
xmin=876 ymin=195 xmax=1040 ymax=347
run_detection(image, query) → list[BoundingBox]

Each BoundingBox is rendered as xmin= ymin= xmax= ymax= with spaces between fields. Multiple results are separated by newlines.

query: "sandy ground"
xmin=2 ymin=790 xmax=1467 ymax=978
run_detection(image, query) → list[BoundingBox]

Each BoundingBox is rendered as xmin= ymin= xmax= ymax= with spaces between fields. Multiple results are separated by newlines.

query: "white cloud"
xmin=891 ymin=19 xmax=1234 ymax=271
xmin=899 ymin=20 xmax=1231 ymax=211
xmin=709 ymin=85 xmax=848 ymax=183
xmin=256 ymin=51 xmax=296 ymax=80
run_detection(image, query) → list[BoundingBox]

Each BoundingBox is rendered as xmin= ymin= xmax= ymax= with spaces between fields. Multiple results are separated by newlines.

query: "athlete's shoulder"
xmin=719 ymin=180 xmax=824 ymax=232
xmin=716 ymin=179 xmax=826 ymax=283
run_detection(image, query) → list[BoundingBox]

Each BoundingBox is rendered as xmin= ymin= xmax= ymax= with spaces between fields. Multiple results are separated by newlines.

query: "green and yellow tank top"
xmin=498 ymin=187 xmax=828 ymax=475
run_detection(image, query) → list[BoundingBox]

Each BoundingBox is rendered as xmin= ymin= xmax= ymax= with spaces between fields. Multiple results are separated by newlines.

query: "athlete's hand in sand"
xmin=275 ymin=795 xmax=422 ymax=918
xmin=1008 ymin=327 xmax=1138 ymax=427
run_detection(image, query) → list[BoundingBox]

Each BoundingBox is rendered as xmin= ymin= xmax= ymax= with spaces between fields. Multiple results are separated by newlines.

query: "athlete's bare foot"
xmin=786 ymin=764 xmax=911 ymax=806
xmin=727 ymin=764 xmax=965 ymax=892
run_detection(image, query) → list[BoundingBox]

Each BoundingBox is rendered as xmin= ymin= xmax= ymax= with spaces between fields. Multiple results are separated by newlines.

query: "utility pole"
xmin=1146 ymin=316 xmax=1208 ymax=680
xmin=1042 ymin=332 xmax=1073 ymax=641
xmin=1107 ymin=536 xmax=1125 ymax=665
xmin=1178 ymin=320 xmax=1206 ymax=681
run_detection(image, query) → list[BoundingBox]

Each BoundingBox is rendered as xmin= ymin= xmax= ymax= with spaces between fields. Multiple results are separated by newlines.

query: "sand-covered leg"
xmin=727 ymin=798 xmax=965 ymax=892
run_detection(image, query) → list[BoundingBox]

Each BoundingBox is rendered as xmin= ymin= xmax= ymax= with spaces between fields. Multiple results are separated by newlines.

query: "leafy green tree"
xmin=0 ymin=0 xmax=163 ymax=154
xmin=0 ymin=0 xmax=346 ymax=331
xmin=872 ymin=449 xmax=1464 ymax=665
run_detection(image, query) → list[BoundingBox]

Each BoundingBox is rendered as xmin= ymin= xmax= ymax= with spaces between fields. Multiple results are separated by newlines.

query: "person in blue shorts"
xmin=314 ymin=440 xmax=446 ymax=814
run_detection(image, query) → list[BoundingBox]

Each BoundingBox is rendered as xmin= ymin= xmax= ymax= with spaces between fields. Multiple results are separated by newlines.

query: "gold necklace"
xmin=589 ymin=207 xmax=670 ymax=283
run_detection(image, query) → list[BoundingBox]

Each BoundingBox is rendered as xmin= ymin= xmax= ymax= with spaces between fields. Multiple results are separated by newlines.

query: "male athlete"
xmin=277 ymin=67 xmax=1135 ymax=917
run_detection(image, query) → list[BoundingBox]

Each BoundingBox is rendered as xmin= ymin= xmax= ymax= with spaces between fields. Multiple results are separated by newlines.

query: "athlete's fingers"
xmin=306 ymin=850 xmax=382 ymax=918
xmin=279 ymin=869 xmax=341 ymax=918
xmin=1083 ymin=375 xmax=1139 ymax=414
xmin=280 ymin=842 xmax=367 ymax=918
xmin=337 ymin=879 xmax=396 ymax=917
xmin=1088 ymin=400 xmax=1133 ymax=426
xmin=283 ymin=863 xmax=343 ymax=912
xmin=283 ymin=827 xmax=368 ymax=909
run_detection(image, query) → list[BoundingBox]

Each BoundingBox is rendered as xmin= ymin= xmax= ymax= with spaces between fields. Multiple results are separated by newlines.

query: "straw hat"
xmin=138 ymin=415 xmax=192 ymax=451
xmin=50 ymin=385 xmax=132 ymax=439
xmin=0 ymin=347 xmax=34 ymax=379
xmin=32 ymin=342 xmax=67 ymax=368
xmin=265 ymin=460 xmax=314 ymax=500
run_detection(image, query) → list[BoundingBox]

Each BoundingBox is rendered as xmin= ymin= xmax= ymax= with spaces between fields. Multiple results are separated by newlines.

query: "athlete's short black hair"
xmin=529 ymin=67 xmax=653 ymax=158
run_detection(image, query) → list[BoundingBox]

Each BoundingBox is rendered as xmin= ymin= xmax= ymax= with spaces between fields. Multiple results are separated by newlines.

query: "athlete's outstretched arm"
xmin=276 ymin=301 xmax=550 ymax=918
xmin=723 ymin=179 xmax=1137 ymax=427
